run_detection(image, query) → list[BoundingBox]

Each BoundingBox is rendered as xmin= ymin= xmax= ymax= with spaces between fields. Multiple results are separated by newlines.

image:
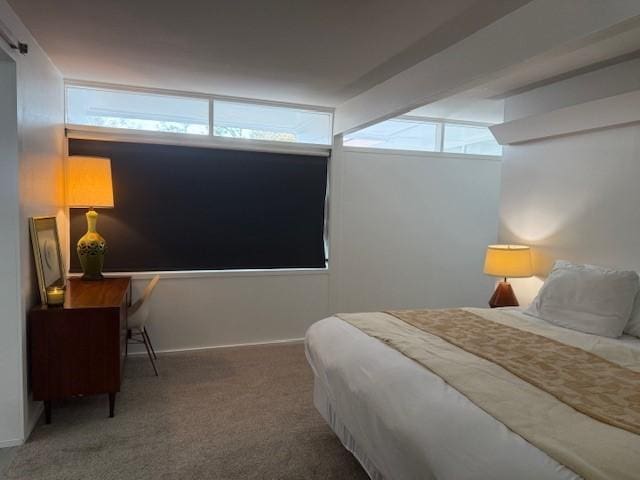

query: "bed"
xmin=305 ymin=307 xmax=640 ymax=480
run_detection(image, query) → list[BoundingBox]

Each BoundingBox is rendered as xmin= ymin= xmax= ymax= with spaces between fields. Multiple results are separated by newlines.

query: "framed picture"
xmin=29 ymin=216 xmax=65 ymax=305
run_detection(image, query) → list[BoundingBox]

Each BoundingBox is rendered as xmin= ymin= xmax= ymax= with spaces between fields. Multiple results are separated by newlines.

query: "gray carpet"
xmin=4 ymin=343 xmax=368 ymax=480
xmin=0 ymin=448 xmax=16 ymax=480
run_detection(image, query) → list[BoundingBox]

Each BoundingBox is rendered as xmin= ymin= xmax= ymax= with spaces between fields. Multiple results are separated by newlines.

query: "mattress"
xmin=305 ymin=310 xmax=640 ymax=480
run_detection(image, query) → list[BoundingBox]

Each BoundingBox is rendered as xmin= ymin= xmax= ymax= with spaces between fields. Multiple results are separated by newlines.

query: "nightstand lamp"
xmin=483 ymin=244 xmax=532 ymax=308
xmin=66 ymin=156 xmax=114 ymax=280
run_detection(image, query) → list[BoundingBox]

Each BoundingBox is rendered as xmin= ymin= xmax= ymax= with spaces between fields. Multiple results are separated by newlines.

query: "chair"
xmin=127 ymin=275 xmax=160 ymax=375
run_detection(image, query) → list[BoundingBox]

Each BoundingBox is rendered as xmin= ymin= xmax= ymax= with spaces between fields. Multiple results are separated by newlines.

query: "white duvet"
xmin=304 ymin=310 xmax=640 ymax=480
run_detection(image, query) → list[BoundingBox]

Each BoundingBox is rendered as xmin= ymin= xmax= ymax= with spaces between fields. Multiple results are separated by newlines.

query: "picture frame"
xmin=29 ymin=216 xmax=65 ymax=305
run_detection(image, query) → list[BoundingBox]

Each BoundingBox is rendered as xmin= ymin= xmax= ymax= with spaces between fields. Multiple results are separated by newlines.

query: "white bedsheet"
xmin=305 ymin=312 xmax=593 ymax=480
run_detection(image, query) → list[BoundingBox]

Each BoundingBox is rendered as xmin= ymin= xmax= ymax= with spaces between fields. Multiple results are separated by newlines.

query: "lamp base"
xmin=81 ymin=271 xmax=104 ymax=281
xmin=489 ymin=281 xmax=519 ymax=308
xmin=77 ymin=209 xmax=106 ymax=281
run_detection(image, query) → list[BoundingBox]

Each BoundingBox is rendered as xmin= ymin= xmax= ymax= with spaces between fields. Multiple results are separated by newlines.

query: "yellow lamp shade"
xmin=65 ymin=156 xmax=114 ymax=208
xmin=483 ymin=244 xmax=532 ymax=278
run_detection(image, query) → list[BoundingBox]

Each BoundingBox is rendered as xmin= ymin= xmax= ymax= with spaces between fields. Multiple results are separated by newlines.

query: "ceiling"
xmin=8 ymin=0 xmax=530 ymax=106
xmin=409 ymin=21 xmax=640 ymax=125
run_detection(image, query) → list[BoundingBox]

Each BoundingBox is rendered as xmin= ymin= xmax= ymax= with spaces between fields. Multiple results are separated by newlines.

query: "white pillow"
xmin=525 ymin=260 xmax=639 ymax=338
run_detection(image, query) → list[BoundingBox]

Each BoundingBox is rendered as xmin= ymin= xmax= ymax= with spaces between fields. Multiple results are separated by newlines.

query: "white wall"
xmin=499 ymin=58 xmax=640 ymax=304
xmin=329 ymin=145 xmax=501 ymax=313
xmin=130 ymin=272 xmax=329 ymax=352
xmin=0 ymin=0 xmax=65 ymax=446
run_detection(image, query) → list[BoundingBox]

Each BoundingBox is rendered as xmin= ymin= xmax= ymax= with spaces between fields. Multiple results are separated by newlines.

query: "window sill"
xmin=66 ymin=126 xmax=332 ymax=157
xmin=67 ymin=268 xmax=330 ymax=280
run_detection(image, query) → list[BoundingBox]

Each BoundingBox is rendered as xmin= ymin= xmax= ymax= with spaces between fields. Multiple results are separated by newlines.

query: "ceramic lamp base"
xmin=489 ymin=281 xmax=519 ymax=308
xmin=77 ymin=209 xmax=107 ymax=281
xmin=81 ymin=271 xmax=105 ymax=281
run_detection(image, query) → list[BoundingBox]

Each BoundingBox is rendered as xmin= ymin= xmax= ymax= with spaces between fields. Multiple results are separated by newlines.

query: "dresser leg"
xmin=44 ymin=401 xmax=52 ymax=424
xmin=108 ymin=393 xmax=116 ymax=418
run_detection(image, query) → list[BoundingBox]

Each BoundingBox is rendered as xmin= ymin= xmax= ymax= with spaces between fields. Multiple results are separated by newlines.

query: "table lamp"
xmin=66 ymin=156 xmax=114 ymax=280
xmin=483 ymin=244 xmax=532 ymax=308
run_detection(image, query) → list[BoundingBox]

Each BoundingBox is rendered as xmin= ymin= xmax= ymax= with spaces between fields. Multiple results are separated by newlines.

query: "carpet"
xmin=4 ymin=343 xmax=368 ymax=479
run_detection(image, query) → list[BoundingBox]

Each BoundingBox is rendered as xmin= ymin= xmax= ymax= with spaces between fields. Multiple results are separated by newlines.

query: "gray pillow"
xmin=525 ymin=260 xmax=639 ymax=338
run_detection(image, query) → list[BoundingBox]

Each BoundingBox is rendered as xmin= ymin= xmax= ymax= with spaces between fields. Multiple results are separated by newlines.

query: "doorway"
xmin=0 ymin=48 xmax=25 ymax=448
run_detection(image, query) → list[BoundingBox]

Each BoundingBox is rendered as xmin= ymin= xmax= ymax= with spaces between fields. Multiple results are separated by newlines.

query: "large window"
xmin=344 ymin=117 xmax=502 ymax=156
xmin=66 ymin=85 xmax=333 ymax=147
xmin=68 ymin=139 xmax=328 ymax=272
xmin=66 ymin=85 xmax=331 ymax=273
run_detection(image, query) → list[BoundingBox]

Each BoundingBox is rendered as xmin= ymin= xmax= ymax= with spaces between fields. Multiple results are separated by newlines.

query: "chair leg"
xmin=140 ymin=329 xmax=159 ymax=376
xmin=143 ymin=327 xmax=158 ymax=360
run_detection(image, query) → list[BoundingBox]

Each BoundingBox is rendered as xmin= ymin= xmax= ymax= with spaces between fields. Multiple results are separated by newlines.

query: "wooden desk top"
xmin=32 ymin=277 xmax=131 ymax=311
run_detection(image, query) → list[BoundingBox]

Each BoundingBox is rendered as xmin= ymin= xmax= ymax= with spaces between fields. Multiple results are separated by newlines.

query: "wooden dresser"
xmin=28 ymin=277 xmax=131 ymax=423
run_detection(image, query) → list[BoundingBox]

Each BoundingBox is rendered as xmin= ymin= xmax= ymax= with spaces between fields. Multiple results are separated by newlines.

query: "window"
xmin=344 ymin=117 xmax=502 ymax=157
xmin=343 ymin=118 xmax=438 ymax=151
xmin=443 ymin=123 xmax=502 ymax=156
xmin=213 ymin=100 xmax=332 ymax=145
xmin=68 ymin=139 xmax=328 ymax=272
xmin=66 ymin=86 xmax=210 ymax=135
xmin=65 ymin=85 xmax=333 ymax=147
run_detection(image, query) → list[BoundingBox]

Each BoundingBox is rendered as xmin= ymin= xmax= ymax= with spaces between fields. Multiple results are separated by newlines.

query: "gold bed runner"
xmin=385 ymin=308 xmax=640 ymax=436
xmin=336 ymin=309 xmax=640 ymax=480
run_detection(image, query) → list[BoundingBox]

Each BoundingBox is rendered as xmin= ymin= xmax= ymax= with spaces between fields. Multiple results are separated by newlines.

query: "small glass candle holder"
xmin=46 ymin=286 xmax=65 ymax=306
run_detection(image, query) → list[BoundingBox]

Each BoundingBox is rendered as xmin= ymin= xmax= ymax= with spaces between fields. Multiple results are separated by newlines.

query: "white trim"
xmin=341 ymin=146 xmax=502 ymax=161
xmin=437 ymin=123 xmax=445 ymax=152
xmin=490 ymin=89 xmax=640 ymax=145
xmin=68 ymin=268 xmax=329 ymax=280
xmin=64 ymin=79 xmax=335 ymax=113
xmin=0 ymin=437 xmax=23 ymax=448
xmin=400 ymin=114 xmax=494 ymax=128
xmin=65 ymin=80 xmax=334 ymax=153
xmin=66 ymin=126 xmax=331 ymax=157
xmin=0 ymin=51 xmax=26 ymax=451
xmin=24 ymin=402 xmax=43 ymax=440
xmin=65 ymin=79 xmax=211 ymax=101
xmin=208 ymin=98 xmax=214 ymax=135
xmin=126 ymin=337 xmax=304 ymax=356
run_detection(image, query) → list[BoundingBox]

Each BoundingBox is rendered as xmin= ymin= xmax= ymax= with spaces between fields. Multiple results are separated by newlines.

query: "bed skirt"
xmin=313 ymin=378 xmax=386 ymax=480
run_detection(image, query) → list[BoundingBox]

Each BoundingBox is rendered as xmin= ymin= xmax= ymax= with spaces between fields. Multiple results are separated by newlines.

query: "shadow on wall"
xmin=498 ymin=194 xmax=594 ymax=305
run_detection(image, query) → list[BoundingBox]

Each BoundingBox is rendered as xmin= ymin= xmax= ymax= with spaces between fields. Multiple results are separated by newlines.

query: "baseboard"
xmin=0 ymin=399 xmax=45 ymax=448
xmin=25 ymin=402 xmax=43 ymax=438
xmin=126 ymin=337 xmax=305 ymax=356
xmin=0 ymin=437 xmax=23 ymax=448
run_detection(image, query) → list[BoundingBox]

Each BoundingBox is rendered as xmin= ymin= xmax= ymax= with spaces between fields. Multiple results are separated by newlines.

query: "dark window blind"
xmin=68 ymin=139 xmax=328 ymax=271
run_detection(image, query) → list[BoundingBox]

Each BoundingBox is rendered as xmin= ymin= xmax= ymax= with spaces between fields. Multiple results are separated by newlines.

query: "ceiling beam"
xmin=333 ymin=0 xmax=640 ymax=135
xmin=490 ymin=89 xmax=640 ymax=145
